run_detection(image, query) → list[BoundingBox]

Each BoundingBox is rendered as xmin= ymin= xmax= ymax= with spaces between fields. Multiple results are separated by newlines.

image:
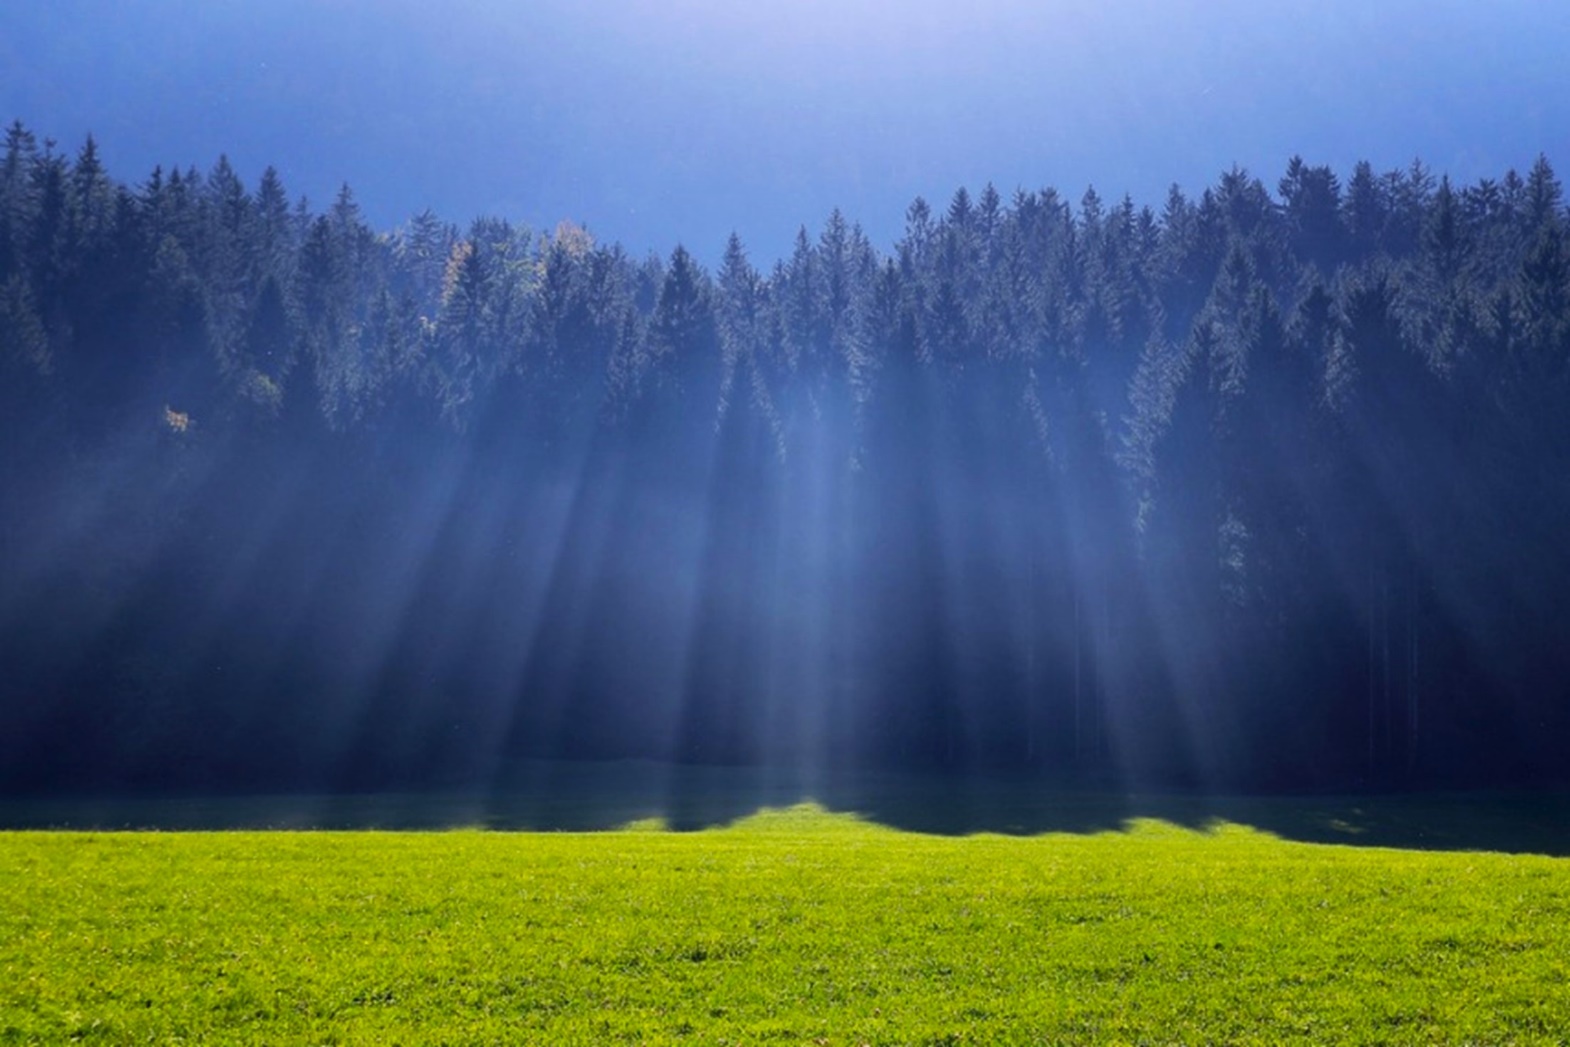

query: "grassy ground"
xmin=3 ymin=803 xmax=1569 ymax=1045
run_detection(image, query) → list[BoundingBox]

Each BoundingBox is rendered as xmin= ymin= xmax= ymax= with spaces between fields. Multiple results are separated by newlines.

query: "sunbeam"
xmin=3 ymin=116 xmax=1570 ymax=804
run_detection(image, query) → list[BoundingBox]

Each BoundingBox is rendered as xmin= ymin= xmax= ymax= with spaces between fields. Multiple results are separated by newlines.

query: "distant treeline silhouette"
xmin=2 ymin=120 xmax=1568 ymax=791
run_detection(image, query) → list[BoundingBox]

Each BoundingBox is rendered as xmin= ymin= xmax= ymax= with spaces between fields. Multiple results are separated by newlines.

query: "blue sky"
xmin=3 ymin=0 xmax=1564 ymax=263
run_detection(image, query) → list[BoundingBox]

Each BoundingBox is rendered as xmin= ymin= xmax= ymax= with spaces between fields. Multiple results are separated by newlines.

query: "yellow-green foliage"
xmin=3 ymin=804 xmax=1568 ymax=1045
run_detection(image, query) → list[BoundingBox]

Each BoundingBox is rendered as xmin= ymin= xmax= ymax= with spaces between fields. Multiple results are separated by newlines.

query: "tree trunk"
xmin=1367 ymin=558 xmax=1377 ymax=772
xmin=1073 ymin=582 xmax=1083 ymax=762
xmin=1025 ymin=540 xmax=1038 ymax=764
xmin=1381 ymin=564 xmax=1391 ymax=773
xmin=1406 ymin=554 xmax=1419 ymax=774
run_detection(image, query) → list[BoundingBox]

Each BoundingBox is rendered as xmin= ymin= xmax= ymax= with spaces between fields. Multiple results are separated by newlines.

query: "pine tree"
xmin=1279 ymin=156 xmax=1344 ymax=275
xmin=0 ymin=121 xmax=40 ymax=282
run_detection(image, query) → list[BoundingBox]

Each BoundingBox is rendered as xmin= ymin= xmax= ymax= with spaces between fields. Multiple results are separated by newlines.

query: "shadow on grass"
xmin=3 ymin=761 xmax=1568 ymax=857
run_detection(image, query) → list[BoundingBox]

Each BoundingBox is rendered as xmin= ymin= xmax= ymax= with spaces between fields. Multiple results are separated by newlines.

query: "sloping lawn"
xmin=2 ymin=804 xmax=1568 ymax=1045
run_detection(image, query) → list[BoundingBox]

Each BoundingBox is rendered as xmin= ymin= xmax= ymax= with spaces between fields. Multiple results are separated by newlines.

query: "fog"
xmin=4 ymin=147 xmax=1569 ymax=794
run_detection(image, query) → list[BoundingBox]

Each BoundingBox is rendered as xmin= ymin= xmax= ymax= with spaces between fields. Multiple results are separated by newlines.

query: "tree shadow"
xmin=811 ymin=774 xmax=1570 ymax=857
xmin=2 ymin=761 xmax=1568 ymax=857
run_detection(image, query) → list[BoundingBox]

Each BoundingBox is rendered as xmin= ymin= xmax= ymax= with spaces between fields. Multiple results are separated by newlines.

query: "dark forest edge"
xmin=2 ymin=120 xmax=1568 ymax=794
xmin=6 ymin=768 xmax=1570 ymax=856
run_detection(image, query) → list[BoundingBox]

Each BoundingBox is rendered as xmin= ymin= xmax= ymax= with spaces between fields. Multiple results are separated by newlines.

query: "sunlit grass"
xmin=3 ymin=803 xmax=1569 ymax=1044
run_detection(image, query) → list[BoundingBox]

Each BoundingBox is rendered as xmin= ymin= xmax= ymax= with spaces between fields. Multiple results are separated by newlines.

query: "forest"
xmin=2 ymin=120 xmax=1568 ymax=792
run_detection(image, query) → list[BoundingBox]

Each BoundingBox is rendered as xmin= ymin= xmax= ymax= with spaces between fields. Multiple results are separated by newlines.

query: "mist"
xmin=3 ymin=131 xmax=1569 ymax=795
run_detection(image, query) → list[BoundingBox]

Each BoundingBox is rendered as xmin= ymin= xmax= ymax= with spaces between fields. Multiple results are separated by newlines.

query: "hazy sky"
xmin=3 ymin=0 xmax=1564 ymax=262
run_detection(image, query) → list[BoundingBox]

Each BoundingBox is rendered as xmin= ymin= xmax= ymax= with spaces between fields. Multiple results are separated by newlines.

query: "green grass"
xmin=3 ymin=803 xmax=1569 ymax=1045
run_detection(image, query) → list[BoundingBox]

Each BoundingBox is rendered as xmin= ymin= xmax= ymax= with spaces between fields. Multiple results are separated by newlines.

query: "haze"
xmin=4 ymin=1 xmax=1563 ymax=260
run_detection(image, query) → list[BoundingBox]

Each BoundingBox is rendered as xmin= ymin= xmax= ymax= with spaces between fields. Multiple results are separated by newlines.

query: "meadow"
xmin=3 ymin=797 xmax=1570 ymax=1045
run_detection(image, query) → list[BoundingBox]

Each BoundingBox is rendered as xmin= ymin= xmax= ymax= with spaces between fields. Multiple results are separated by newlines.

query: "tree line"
xmin=2 ymin=120 xmax=1568 ymax=790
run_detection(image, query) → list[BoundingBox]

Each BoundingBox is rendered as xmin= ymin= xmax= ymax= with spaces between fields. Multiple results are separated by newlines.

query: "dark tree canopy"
xmin=1 ymin=122 xmax=1568 ymax=793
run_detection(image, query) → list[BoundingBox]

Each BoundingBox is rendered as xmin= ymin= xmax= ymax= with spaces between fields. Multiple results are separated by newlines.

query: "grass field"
xmin=3 ymin=801 xmax=1570 ymax=1045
